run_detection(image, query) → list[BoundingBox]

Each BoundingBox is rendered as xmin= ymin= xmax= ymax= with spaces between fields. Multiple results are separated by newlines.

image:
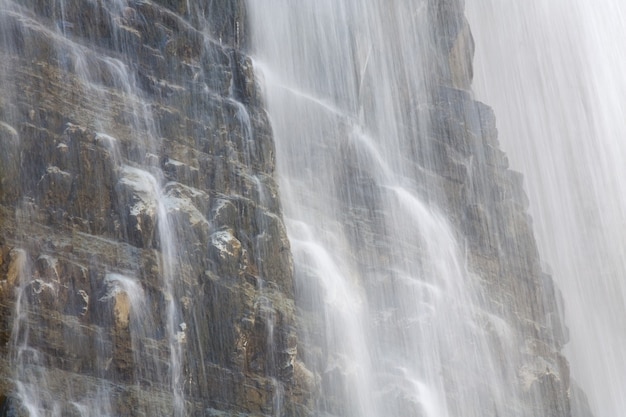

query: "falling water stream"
xmin=2 ymin=0 xmax=621 ymax=415
xmin=247 ymin=2 xmax=545 ymax=416
xmin=467 ymin=2 xmax=626 ymax=416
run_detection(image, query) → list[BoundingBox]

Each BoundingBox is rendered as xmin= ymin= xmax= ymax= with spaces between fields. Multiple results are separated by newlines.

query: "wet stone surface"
xmin=0 ymin=0 xmax=310 ymax=416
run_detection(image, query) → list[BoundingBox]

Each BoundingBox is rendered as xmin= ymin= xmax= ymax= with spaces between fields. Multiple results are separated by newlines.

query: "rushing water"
xmin=247 ymin=1 xmax=557 ymax=416
xmin=467 ymin=1 xmax=626 ymax=416
xmin=2 ymin=0 xmax=612 ymax=415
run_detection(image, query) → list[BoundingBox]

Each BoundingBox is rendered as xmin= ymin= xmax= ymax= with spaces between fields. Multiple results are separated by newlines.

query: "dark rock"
xmin=0 ymin=394 xmax=22 ymax=417
xmin=0 ymin=0 xmax=303 ymax=415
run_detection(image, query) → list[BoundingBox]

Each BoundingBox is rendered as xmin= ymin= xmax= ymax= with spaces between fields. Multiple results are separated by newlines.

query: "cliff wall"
xmin=0 ymin=0 xmax=584 ymax=416
xmin=0 ymin=1 xmax=311 ymax=415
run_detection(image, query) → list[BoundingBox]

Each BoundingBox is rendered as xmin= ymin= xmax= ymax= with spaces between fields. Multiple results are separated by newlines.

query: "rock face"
xmin=0 ymin=1 xmax=586 ymax=417
xmin=0 ymin=1 xmax=309 ymax=415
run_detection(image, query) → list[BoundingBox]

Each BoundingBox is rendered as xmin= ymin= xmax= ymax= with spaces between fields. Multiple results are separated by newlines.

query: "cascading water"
xmin=468 ymin=2 xmax=626 ymax=416
xmin=247 ymin=1 xmax=566 ymax=416
xmin=1 ymin=0 xmax=589 ymax=415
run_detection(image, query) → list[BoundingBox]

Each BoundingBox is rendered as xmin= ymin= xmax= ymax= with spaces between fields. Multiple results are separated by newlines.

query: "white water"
xmin=3 ymin=0 xmax=619 ymax=414
xmin=117 ymin=165 xmax=186 ymax=416
xmin=467 ymin=1 xmax=626 ymax=416
xmin=248 ymin=2 xmax=537 ymax=416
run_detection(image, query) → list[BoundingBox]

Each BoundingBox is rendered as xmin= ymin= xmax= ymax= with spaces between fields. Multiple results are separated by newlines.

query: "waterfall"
xmin=1 ymin=0 xmax=597 ymax=415
xmin=247 ymin=1 xmax=567 ymax=416
xmin=468 ymin=1 xmax=626 ymax=416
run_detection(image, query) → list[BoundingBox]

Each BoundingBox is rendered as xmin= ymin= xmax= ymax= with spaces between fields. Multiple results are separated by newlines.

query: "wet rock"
xmin=448 ymin=18 xmax=474 ymax=90
xmin=163 ymin=157 xmax=200 ymax=185
xmin=0 ymin=394 xmax=22 ymax=417
xmin=209 ymin=229 xmax=243 ymax=277
xmin=115 ymin=166 xmax=159 ymax=248
xmin=212 ymin=198 xmax=239 ymax=230
xmin=39 ymin=166 xmax=73 ymax=205
xmin=253 ymin=210 xmax=293 ymax=294
xmin=164 ymin=182 xmax=211 ymax=266
xmin=5 ymin=249 xmax=27 ymax=289
xmin=0 ymin=122 xmax=20 ymax=203
xmin=112 ymin=290 xmax=131 ymax=330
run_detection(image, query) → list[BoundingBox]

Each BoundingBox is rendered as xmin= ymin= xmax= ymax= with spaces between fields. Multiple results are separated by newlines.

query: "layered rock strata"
xmin=0 ymin=0 xmax=311 ymax=415
xmin=0 ymin=0 xmax=587 ymax=417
